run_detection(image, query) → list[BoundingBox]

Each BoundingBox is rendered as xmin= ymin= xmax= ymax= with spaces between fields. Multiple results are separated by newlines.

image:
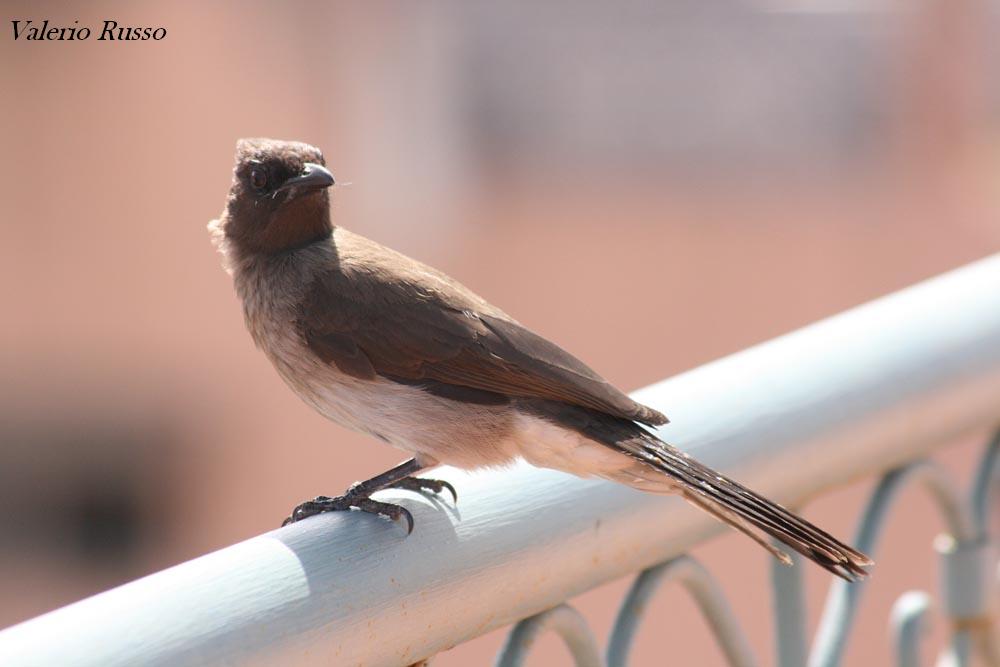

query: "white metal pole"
xmin=2 ymin=254 xmax=1000 ymax=667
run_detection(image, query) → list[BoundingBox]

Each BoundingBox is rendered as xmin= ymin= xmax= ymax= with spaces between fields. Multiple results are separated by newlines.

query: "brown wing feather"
xmin=296 ymin=262 xmax=667 ymax=426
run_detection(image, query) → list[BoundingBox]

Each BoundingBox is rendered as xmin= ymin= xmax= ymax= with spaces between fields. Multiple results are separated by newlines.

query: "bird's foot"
xmin=386 ymin=476 xmax=458 ymax=503
xmin=281 ymin=493 xmax=414 ymax=533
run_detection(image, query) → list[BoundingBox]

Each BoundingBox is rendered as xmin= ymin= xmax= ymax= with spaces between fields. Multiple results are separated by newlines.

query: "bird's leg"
xmin=282 ymin=458 xmax=454 ymax=532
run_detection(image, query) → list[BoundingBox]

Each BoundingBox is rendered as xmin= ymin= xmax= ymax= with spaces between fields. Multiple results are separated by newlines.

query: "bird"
xmin=209 ymin=137 xmax=872 ymax=582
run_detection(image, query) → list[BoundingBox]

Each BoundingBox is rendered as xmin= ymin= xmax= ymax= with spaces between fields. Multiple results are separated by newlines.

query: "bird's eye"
xmin=250 ymin=167 xmax=268 ymax=192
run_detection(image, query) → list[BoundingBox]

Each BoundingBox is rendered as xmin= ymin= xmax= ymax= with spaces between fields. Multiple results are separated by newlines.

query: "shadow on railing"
xmin=495 ymin=432 xmax=1000 ymax=667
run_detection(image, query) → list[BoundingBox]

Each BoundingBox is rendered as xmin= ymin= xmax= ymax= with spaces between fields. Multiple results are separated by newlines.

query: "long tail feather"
xmin=615 ymin=433 xmax=872 ymax=581
xmin=681 ymin=489 xmax=793 ymax=565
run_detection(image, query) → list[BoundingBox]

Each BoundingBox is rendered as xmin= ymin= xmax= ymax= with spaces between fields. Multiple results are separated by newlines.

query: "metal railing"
xmin=495 ymin=435 xmax=1000 ymax=667
xmin=1 ymin=254 xmax=999 ymax=666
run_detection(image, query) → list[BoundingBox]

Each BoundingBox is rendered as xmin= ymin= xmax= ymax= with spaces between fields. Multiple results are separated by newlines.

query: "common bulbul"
xmin=209 ymin=138 xmax=871 ymax=581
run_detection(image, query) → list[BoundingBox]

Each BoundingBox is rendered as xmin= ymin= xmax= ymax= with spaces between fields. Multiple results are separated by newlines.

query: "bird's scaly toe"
xmin=280 ymin=493 xmax=414 ymax=533
xmin=387 ymin=476 xmax=458 ymax=503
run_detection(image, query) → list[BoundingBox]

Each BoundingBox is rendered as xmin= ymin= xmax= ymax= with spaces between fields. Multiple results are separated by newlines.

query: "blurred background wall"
xmin=1 ymin=0 xmax=999 ymax=664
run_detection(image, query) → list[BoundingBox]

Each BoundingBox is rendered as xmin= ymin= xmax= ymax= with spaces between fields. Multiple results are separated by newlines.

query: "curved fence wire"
xmin=497 ymin=433 xmax=999 ymax=667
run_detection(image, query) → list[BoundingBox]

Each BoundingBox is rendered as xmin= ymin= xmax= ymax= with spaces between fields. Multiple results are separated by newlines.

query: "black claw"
xmin=281 ymin=495 xmax=347 ymax=526
xmin=400 ymin=506 xmax=414 ymax=534
xmin=439 ymin=480 xmax=458 ymax=503
xmin=387 ymin=476 xmax=459 ymax=504
xmin=355 ymin=498 xmax=414 ymax=534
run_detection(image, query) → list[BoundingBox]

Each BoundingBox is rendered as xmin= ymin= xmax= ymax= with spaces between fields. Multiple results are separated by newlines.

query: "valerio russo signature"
xmin=11 ymin=20 xmax=166 ymax=41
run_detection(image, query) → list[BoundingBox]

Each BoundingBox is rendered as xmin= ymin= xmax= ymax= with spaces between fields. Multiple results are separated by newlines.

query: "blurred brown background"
xmin=1 ymin=1 xmax=999 ymax=664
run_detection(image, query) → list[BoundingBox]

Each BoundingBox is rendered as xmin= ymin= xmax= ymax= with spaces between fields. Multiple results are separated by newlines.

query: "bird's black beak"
xmin=277 ymin=163 xmax=335 ymax=194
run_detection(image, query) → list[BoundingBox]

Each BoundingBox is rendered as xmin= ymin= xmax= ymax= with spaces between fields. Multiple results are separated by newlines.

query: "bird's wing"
xmin=296 ymin=267 xmax=667 ymax=426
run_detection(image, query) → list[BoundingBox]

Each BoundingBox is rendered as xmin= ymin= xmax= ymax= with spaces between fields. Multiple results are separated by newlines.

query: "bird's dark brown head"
xmin=217 ymin=138 xmax=335 ymax=256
